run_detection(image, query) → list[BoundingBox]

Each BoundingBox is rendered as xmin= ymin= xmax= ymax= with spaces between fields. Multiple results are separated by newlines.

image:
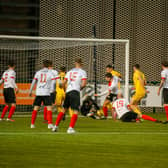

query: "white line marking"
xmin=0 ymin=132 xmax=168 ymax=135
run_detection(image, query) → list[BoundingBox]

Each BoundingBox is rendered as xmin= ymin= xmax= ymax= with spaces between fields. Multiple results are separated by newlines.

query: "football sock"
xmin=31 ymin=110 xmax=37 ymax=124
xmin=55 ymin=112 xmax=64 ymax=126
xmin=47 ymin=110 xmax=53 ymax=124
xmin=43 ymin=107 xmax=47 ymax=121
xmin=1 ymin=105 xmax=9 ymax=119
xmin=131 ymin=105 xmax=142 ymax=115
xmin=8 ymin=106 xmax=16 ymax=119
xmin=164 ymin=106 xmax=168 ymax=120
xmin=103 ymin=106 xmax=108 ymax=117
xmin=142 ymin=115 xmax=157 ymax=122
xmin=69 ymin=114 xmax=78 ymax=128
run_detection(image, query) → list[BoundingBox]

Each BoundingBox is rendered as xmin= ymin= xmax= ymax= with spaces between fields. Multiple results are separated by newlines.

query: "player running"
xmin=43 ymin=60 xmax=58 ymax=123
xmin=0 ymin=61 xmax=18 ymax=121
xmin=52 ymin=58 xmax=87 ymax=134
xmin=130 ymin=64 xmax=146 ymax=115
xmin=112 ymin=92 xmax=161 ymax=123
xmin=29 ymin=60 xmax=55 ymax=129
xmin=95 ymin=73 xmax=119 ymax=119
xmin=157 ymin=61 xmax=168 ymax=123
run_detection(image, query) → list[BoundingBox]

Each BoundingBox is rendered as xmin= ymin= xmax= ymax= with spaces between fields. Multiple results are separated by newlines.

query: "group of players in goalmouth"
xmin=0 ymin=58 xmax=168 ymax=133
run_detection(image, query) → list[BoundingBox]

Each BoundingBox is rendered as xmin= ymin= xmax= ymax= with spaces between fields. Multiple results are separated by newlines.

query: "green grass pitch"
xmin=0 ymin=113 xmax=168 ymax=168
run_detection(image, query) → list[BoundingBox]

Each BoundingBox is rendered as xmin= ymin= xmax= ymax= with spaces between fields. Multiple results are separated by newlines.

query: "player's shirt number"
xmin=70 ymin=72 xmax=78 ymax=81
xmin=40 ymin=74 xmax=47 ymax=83
xmin=116 ymin=100 xmax=124 ymax=108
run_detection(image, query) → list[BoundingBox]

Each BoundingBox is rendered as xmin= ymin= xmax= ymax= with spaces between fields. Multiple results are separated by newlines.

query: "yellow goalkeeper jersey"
xmin=133 ymin=70 xmax=146 ymax=93
xmin=111 ymin=70 xmax=122 ymax=78
xmin=56 ymin=72 xmax=66 ymax=90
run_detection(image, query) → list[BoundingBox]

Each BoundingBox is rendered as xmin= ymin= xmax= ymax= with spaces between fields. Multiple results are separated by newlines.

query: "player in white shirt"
xmin=29 ymin=60 xmax=56 ymax=129
xmin=112 ymin=92 xmax=161 ymax=123
xmin=52 ymin=58 xmax=87 ymax=134
xmin=43 ymin=60 xmax=59 ymax=123
xmin=0 ymin=61 xmax=18 ymax=122
xmin=157 ymin=61 xmax=168 ymax=123
xmin=95 ymin=73 xmax=119 ymax=119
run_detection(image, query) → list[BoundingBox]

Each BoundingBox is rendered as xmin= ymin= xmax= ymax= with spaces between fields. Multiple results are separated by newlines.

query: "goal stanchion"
xmin=0 ymin=35 xmax=130 ymax=112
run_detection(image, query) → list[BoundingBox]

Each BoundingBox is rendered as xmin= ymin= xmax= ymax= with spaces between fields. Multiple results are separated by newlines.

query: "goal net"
xmin=0 ymin=35 xmax=129 ymax=112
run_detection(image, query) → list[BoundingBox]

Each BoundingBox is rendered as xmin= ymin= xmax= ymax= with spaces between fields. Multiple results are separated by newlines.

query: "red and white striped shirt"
xmin=1 ymin=69 xmax=17 ymax=89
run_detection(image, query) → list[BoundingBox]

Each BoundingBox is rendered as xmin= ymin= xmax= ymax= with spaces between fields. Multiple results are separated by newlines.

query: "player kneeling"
xmin=112 ymin=92 xmax=162 ymax=123
xmin=81 ymin=96 xmax=102 ymax=119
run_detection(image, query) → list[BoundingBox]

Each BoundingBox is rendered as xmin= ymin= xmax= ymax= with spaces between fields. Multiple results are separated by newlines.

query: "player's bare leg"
xmin=52 ymin=108 xmax=67 ymax=132
xmin=31 ymin=106 xmax=40 ymax=128
xmin=102 ymin=99 xmax=111 ymax=118
xmin=6 ymin=103 xmax=16 ymax=122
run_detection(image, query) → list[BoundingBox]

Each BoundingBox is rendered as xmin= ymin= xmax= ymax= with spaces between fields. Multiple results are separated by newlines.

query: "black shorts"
xmin=33 ymin=96 xmax=52 ymax=106
xmin=63 ymin=90 xmax=80 ymax=111
xmin=3 ymin=88 xmax=16 ymax=104
xmin=106 ymin=93 xmax=117 ymax=102
xmin=50 ymin=92 xmax=56 ymax=104
xmin=120 ymin=111 xmax=138 ymax=122
xmin=163 ymin=88 xmax=168 ymax=104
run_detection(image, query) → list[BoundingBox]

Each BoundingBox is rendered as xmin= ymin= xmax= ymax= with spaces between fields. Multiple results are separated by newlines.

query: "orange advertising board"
xmin=0 ymin=83 xmax=35 ymax=105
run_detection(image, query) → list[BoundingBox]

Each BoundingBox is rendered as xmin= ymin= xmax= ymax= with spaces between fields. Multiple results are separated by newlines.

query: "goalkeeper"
xmin=80 ymin=96 xmax=104 ymax=119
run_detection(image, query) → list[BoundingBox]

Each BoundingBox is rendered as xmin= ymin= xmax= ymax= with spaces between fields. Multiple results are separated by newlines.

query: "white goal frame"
xmin=0 ymin=35 xmax=130 ymax=101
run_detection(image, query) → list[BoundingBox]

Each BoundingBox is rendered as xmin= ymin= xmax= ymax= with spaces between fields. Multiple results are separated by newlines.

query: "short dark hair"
xmin=43 ymin=60 xmax=50 ymax=68
xmin=75 ymin=58 xmax=82 ymax=65
xmin=60 ymin=66 xmax=66 ymax=72
xmin=48 ymin=60 xmax=53 ymax=67
xmin=161 ymin=60 xmax=168 ymax=67
xmin=105 ymin=73 xmax=113 ymax=78
xmin=8 ymin=60 xmax=15 ymax=67
xmin=106 ymin=64 xmax=113 ymax=69
xmin=133 ymin=64 xmax=140 ymax=69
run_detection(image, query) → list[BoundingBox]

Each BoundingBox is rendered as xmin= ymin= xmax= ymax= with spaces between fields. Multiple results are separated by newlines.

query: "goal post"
xmin=0 ymin=35 xmax=130 ymax=112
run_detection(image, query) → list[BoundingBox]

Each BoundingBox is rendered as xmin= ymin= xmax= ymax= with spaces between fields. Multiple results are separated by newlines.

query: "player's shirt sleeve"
xmin=161 ymin=70 xmax=166 ymax=79
xmin=82 ymin=71 xmax=87 ymax=80
xmin=34 ymin=72 xmax=39 ymax=81
xmin=65 ymin=72 xmax=69 ymax=80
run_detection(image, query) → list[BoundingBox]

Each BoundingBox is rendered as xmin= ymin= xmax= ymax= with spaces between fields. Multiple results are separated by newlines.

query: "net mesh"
xmin=39 ymin=0 xmax=168 ymax=112
xmin=0 ymin=37 xmax=127 ymax=112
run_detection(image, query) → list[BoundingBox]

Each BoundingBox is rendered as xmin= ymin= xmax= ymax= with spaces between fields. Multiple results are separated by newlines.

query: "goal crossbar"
xmin=0 ymin=35 xmax=130 ymax=101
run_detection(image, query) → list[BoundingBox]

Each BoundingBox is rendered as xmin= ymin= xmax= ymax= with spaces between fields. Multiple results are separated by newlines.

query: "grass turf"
xmin=0 ymin=113 xmax=168 ymax=168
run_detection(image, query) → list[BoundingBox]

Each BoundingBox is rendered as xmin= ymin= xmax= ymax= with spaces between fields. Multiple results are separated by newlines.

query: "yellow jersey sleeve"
xmin=111 ymin=70 xmax=122 ymax=78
